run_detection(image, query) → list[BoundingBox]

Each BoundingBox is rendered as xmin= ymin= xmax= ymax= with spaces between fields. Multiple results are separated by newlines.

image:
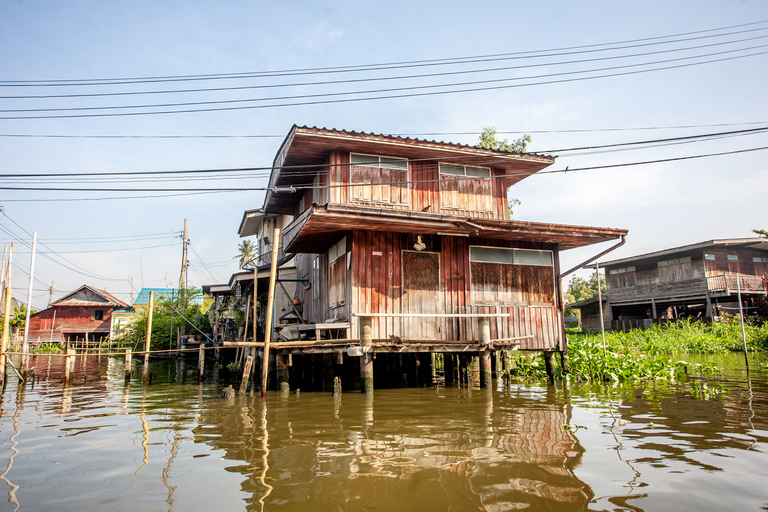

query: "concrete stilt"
xmin=360 ymin=316 xmax=373 ymax=394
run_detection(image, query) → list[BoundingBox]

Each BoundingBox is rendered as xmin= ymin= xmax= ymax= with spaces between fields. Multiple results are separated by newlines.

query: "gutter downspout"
xmin=560 ymin=235 xmax=626 ymax=279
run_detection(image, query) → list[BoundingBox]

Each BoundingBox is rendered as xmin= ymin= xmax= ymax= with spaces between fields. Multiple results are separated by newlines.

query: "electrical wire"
xmin=4 ymin=31 xmax=767 ymax=101
xmin=2 ymin=48 xmax=766 ymax=120
xmin=2 ymin=19 xmax=766 ymax=86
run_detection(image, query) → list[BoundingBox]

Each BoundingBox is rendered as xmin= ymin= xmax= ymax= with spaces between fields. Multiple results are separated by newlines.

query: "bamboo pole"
xmin=143 ymin=290 xmax=154 ymax=381
xmin=253 ymin=264 xmax=258 ymax=343
xmin=261 ymin=227 xmax=281 ymax=398
xmin=0 ymin=243 xmax=13 ymax=383
xmin=22 ymin=231 xmax=37 ymax=374
xmin=243 ymin=295 xmax=251 ymax=342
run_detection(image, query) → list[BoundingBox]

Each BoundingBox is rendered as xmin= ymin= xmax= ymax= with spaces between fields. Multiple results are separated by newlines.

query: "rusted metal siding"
xmin=350 ymin=230 xmax=563 ymax=351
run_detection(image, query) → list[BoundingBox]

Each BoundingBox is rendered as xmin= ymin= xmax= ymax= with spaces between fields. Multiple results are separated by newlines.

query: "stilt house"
xmin=237 ymin=126 xmax=626 ymax=382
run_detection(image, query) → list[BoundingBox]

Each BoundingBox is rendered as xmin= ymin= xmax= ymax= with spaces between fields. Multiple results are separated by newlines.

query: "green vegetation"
xmin=476 ymin=127 xmax=531 ymax=153
xmin=504 ymin=318 xmax=767 ymax=383
xmin=235 ymin=239 xmax=258 ymax=269
xmin=120 ymin=291 xmax=211 ymax=351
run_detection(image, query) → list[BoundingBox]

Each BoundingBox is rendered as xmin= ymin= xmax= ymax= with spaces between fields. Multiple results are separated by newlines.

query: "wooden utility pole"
xmin=180 ymin=218 xmax=189 ymax=300
xmin=22 ymin=231 xmax=37 ymax=374
xmin=47 ymin=281 xmax=55 ymax=308
xmin=261 ymin=227 xmax=281 ymax=398
xmin=1 ymin=243 xmax=14 ymax=382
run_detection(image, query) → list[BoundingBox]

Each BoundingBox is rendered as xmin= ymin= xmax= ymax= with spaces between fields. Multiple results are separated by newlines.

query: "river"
xmin=0 ymin=353 xmax=766 ymax=511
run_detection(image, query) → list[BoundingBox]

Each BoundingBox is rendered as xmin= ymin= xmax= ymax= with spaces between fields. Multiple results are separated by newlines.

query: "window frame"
xmin=468 ymin=245 xmax=555 ymax=306
xmin=349 ymin=153 xmax=409 ymax=207
xmin=438 ymin=163 xmax=493 ymax=212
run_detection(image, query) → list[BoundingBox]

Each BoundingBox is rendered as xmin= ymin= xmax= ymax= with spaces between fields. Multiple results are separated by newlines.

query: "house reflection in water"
xmin=193 ymin=388 xmax=594 ymax=511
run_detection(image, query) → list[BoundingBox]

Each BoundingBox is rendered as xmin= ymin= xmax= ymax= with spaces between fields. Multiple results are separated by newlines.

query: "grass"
xmin=504 ymin=317 xmax=764 ymax=384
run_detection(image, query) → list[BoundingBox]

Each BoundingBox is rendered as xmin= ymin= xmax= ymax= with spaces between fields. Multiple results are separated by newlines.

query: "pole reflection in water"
xmin=256 ymin=399 xmax=273 ymax=512
xmin=135 ymin=385 xmax=149 ymax=475
xmin=0 ymin=384 xmax=23 ymax=512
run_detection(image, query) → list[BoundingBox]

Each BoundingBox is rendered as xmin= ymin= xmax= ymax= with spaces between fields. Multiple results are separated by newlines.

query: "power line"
xmin=1 ymin=125 xmax=765 ymax=180
xmin=3 ymin=20 xmax=766 ymax=86
xmin=0 ymin=144 xmax=765 ymax=194
xmin=3 ymin=44 xmax=767 ymax=115
xmin=2 ymin=48 xmax=766 ymax=120
xmin=4 ymin=31 xmax=767 ymax=101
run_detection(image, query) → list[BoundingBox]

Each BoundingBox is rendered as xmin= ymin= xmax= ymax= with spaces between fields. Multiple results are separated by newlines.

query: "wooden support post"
xmin=241 ymin=355 xmax=254 ymax=392
xmin=125 ymin=348 xmax=132 ymax=380
xmin=360 ymin=316 xmax=373 ymax=393
xmin=65 ymin=348 xmax=75 ymax=382
xmin=243 ymin=295 xmax=251 ymax=342
xmin=143 ymin=290 xmax=154 ymax=382
xmin=198 ymin=345 xmax=205 ymax=381
xmin=277 ymin=354 xmax=289 ymax=391
xmin=478 ymin=317 xmax=492 ymax=389
xmin=543 ymin=351 xmax=557 ymax=384
xmin=253 ymin=264 xmax=258 ymax=343
xmin=261 ymin=227 xmax=281 ymax=398
xmin=0 ymin=242 xmax=13 ymax=384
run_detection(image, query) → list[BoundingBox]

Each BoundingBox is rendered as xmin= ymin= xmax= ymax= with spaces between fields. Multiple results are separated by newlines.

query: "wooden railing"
xmin=706 ymin=273 xmax=766 ymax=294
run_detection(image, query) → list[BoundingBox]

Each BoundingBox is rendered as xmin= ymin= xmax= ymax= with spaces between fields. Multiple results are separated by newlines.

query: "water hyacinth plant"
xmin=504 ymin=318 xmax=765 ymax=383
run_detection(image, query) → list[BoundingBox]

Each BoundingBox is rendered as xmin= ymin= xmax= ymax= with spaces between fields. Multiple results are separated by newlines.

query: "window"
xmin=469 ymin=246 xmax=554 ymax=305
xmin=349 ymin=153 xmax=408 ymax=205
xmin=328 ymin=238 xmax=347 ymax=308
xmin=727 ymin=254 xmax=740 ymax=274
xmin=753 ymin=256 xmax=768 ymax=276
xmin=704 ymin=253 xmax=718 ymax=276
xmin=658 ymin=256 xmax=693 ymax=282
xmin=607 ymin=266 xmax=636 ymax=288
xmin=439 ymin=163 xmax=492 ymax=212
xmin=312 ymin=257 xmax=320 ymax=299
xmin=94 ymin=310 xmax=104 ymax=321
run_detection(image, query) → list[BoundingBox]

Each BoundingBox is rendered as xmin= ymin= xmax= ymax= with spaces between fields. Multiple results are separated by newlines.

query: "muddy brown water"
xmin=0 ymin=353 xmax=766 ymax=511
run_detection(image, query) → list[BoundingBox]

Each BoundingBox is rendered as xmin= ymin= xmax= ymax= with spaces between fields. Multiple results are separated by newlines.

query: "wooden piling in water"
xmin=543 ymin=351 xmax=557 ymax=384
xmin=198 ymin=345 xmax=205 ymax=381
xmin=125 ymin=348 xmax=132 ymax=380
xmin=241 ymin=355 xmax=253 ymax=392
xmin=478 ymin=317 xmax=492 ymax=389
xmin=360 ymin=316 xmax=373 ymax=393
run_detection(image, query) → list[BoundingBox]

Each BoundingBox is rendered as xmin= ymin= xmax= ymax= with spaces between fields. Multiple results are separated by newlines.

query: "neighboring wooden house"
xmin=565 ymin=296 xmax=610 ymax=333
xmin=27 ymin=285 xmax=129 ymax=344
xmin=601 ymin=238 xmax=768 ymax=330
xmin=231 ymin=126 xmax=626 ymax=390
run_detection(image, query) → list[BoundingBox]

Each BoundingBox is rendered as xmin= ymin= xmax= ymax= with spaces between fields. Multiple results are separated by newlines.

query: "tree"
xmin=121 ymin=290 xmax=210 ymax=350
xmin=476 ymin=127 xmax=531 ymax=218
xmin=753 ymin=229 xmax=768 ymax=237
xmin=235 ymin=240 xmax=258 ymax=269
xmin=477 ymin=127 xmax=531 ymax=153
xmin=564 ymin=274 xmax=606 ymax=306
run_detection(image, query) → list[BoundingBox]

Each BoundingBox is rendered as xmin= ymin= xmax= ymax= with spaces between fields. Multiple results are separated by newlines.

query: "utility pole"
xmin=180 ymin=218 xmax=189 ymax=303
xmin=22 ymin=231 xmax=37 ymax=374
xmin=47 ymin=281 xmax=55 ymax=308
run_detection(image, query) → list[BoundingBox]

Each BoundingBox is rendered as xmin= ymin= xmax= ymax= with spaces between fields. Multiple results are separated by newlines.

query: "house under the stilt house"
xmin=230 ymin=125 xmax=627 ymax=391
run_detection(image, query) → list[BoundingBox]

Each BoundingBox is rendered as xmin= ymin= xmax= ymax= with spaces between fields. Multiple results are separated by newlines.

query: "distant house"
xmin=566 ymin=295 xmax=610 ymax=333
xmin=27 ymin=285 xmax=129 ymax=344
xmin=601 ymin=238 xmax=768 ymax=330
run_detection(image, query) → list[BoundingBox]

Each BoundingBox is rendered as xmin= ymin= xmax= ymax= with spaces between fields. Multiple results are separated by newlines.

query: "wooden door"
xmin=402 ymin=251 xmax=441 ymax=340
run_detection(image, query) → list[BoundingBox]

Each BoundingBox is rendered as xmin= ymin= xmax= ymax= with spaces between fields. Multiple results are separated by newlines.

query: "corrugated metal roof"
xmin=133 ymin=288 xmax=203 ymax=306
xmin=598 ymin=237 xmax=768 ymax=267
xmin=52 ymin=285 xmax=129 ymax=308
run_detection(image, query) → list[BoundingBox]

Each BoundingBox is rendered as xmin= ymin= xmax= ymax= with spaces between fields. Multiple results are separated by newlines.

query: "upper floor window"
xmin=94 ymin=310 xmax=104 ymax=321
xmin=439 ymin=163 xmax=492 ymax=212
xmin=658 ymin=256 xmax=693 ymax=282
xmin=727 ymin=254 xmax=740 ymax=274
xmin=607 ymin=266 xmax=636 ymax=288
xmin=349 ymin=153 xmax=408 ymax=206
xmin=753 ymin=256 xmax=768 ymax=277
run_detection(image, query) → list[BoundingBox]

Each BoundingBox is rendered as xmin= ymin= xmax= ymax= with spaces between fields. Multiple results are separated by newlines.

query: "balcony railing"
xmin=706 ymin=272 xmax=767 ymax=294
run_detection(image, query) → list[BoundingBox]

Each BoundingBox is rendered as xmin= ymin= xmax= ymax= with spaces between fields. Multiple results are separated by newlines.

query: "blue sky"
xmin=1 ymin=0 xmax=766 ymax=309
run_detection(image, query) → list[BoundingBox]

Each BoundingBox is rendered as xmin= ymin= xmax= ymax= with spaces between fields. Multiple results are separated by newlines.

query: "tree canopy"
xmin=564 ymin=274 xmax=606 ymax=305
xmin=235 ymin=240 xmax=258 ymax=269
xmin=477 ymin=127 xmax=531 ymax=153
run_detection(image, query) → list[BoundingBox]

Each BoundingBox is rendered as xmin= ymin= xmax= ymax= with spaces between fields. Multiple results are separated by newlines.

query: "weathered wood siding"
xmin=349 ymin=231 xmax=562 ymax=351
xmin=296 ymin=156 xmax=510 ymax=220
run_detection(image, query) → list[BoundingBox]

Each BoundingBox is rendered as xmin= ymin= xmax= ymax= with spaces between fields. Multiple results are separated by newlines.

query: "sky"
xmin=0 ymin=0 xmax=766 ymax=310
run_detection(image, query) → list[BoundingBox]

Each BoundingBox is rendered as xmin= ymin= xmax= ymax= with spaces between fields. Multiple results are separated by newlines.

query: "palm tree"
xmin=235 ymin=240 xmax=258 ymax=269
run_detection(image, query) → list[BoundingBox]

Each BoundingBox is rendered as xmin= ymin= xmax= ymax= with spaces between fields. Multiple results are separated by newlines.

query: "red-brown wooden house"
xmin=27 ymin=285 xmax=129 ymax=345
xmin=235 ymin=126 xmax=627 ymax=389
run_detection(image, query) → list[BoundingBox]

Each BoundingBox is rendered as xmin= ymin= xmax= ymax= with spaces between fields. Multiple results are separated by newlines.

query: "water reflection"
xmin=0 ymin=354 xmax=764 ymax=511
xmin=194 ymin=386 xmax=593 ymax=511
